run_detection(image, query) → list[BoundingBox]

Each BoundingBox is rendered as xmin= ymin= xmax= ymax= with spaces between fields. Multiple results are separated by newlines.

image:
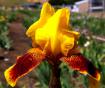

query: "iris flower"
xmin=4 ymin=2 xmax=100 ymax=87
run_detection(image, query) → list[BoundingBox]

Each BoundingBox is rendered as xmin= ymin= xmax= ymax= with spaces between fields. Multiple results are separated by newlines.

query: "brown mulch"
xmin=0 ymin=22 xmax=37 ymax=88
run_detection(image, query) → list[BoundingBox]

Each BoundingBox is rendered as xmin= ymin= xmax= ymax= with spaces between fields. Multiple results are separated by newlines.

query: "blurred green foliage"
xmin=0 ymin=9 xmax=40 ymax=49
xmin=0 ymin=82 xmax=4 ymax=88
xmin=71 ymin=13 xmax=105 ymax=36
xmin=0 ymin=15 xmax=11 ymax=49
xmin=34 ymin=62 xmax=50 ymax=88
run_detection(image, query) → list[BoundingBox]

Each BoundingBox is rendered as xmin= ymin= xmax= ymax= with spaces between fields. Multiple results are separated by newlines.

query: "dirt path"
xmin=0 ymin=22 xmax=36 ymax=88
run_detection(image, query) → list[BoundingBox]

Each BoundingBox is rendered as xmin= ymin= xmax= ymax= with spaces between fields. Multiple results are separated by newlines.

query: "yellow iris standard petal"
xmin=35 ymin=8 xmax=68 ymax=55
xmin=26 ymin=2 xmax=54 ymax=37
xmin=27 ymin=4 xmax=79 ymax=55
xmin=40 ymin=2 xmax=55 ymax=21
xmin=60 ymin=29 xmax=79 ymax=56
xmin=25 ymin=2 xmax=80 ymax=55
xmin=35 ymin=7 xmax=79 ymax=55
xmin=58 ymin=8 xmax=70 ymax=29
xmin=4 ymin=48 xmax=45 ymax=87
xmin=26 ymin=2 xmax=55 ymax=47
xmin=60 ymin=34 xmax=74 ymax=56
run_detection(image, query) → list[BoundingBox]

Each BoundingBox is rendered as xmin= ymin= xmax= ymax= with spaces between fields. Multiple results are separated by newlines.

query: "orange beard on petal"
xmin=60 ymin=53 xmax=100 ymax=81
xmin=4 ymin=48 xmax=45 ymax=87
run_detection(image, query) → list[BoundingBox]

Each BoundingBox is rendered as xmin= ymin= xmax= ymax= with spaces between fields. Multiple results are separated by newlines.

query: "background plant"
xmin=0 ymin=15 xmax=11 ymax=49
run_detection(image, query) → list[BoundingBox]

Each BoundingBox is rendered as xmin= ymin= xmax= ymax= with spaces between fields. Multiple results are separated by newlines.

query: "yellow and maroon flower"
xmin=4 ymin=2 xmax=100 ymax=87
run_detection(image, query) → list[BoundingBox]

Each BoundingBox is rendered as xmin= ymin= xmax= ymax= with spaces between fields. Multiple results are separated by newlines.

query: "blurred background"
xmin=0 ymin=0 xmax=105 ymax=88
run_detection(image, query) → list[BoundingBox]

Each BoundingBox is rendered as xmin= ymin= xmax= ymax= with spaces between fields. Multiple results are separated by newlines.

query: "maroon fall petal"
xmin=60 ymin=53 xmax=100 ymax=81
xmin=4 ymin=48 xmax=45 ymax=87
